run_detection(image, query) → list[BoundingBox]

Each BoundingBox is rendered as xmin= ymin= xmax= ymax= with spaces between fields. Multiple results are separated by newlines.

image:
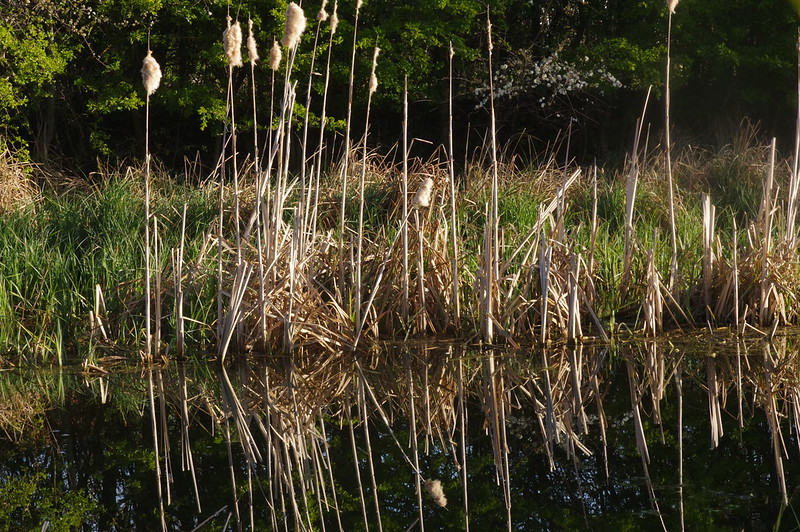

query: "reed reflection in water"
xmin=2 ymin=336 xmax=800 ymax=530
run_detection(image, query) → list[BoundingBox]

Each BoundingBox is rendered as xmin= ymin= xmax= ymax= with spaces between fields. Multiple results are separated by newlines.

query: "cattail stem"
xmin=447 ymin=43 xmax=461 ymax=330
xmin=666 ymin=10 xmax=679 ymax=291
xmin=402 ymin=77 xmax=410 ymax=324
xmin=484 ymin=10 xmax=499 ymax=343
xmin=339 ymin=0 xmax=361 ymax=305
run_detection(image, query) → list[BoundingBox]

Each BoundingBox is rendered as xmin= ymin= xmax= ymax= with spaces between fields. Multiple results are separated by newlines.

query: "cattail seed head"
xmin=368 ymin=47 xmax=380 ymax=94
xmin=668 ymin=0 xmax=679 ymax=14
xmin=141 ymin=50 xmax=162 ymax=96
xmin=281 ymin=2 xmax=307 ymax=49
xmin=412 ymin=178 xmax=434 ymax=209
xmin=223 ymin=16 xmax=243 ymax=67
xmin=318 ymin=0 xmax=329 ymax=22
xmin=330 ymin=1 xmax=339 ymax=34
xmin=247 ymin=19 xmax=259 ymax=65
xmin=424 ymin=479 xmax=447 ymax=507
xmin=269 ymin=39 xmax=282 ymax=71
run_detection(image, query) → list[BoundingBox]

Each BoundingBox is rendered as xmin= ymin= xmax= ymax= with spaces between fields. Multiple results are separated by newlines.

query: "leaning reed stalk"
xmin=665 ymin=3 xmax=679 ymax=290
xmin=345 ymin=395 xmax=370 ymax=531
xmin=408 ymin=359 xmax=424 ymax=531
xmin=484 ymin=11 xmax=498 ymax=343
xmin=141 ymin=48 xmax=161 ymax=359
xmin=313 ymin=0 xmax=339 ymax=242
xmin=360 ymin=380 xmax=383 ymax=531
xmin=299 ymin=3 xmax=326 ymax=246
xmin=402 ymin=77 xmax=410 ymax=324
xmin=248 ymin=22 xmax=268 ymax=349
xmin=788 ymin=31 xmax=800 ymax=249
xmin=457 ymin=354 xmax=470 ymax=531
xmin=355 ymin=46 xmax=380 ymax=329
xmin=447 ymin=42 xmax=461 ymax=329
xmin=760 ymin=139 xmax=776 ymax=325
xmin=339 ymin=0 xmax=362 ymax=303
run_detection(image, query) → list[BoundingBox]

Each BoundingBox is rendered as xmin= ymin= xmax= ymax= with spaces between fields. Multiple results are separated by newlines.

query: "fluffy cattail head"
xmin=368 ymin=47 xmax=380 ymax=94
xmin=223 ymin=16 xmax=243 ymax=67
xmin=668 ymin=0 xmax=679 ymax=14
xmin=330 ymin=1 xmax=339 ymax=34
xmin=269 ymin=39 xmax=282 ymax=71
xmin=424 ymin=479 xmax=447 ymax=507
xmin=317 ymin=0 xmax=329 ymax=21
xmin=281 ymin=2 xmax=307 ymax=48
xmin=141 ymin=50 xmax=162 ymax=96
xmin=247 ymin=19 xmax=259 ymax=65
xmin=486 ymin=16 xmax=493 ymax=52
xmin=411 ymin=178 xmax=434 ymax=209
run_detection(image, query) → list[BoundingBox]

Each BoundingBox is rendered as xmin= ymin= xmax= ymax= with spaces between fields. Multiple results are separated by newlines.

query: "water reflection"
xmin=1 ymin=336 xmax=799 ymax=530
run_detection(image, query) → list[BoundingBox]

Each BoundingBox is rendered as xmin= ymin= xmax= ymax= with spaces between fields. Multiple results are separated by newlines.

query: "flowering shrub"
xmin=474 ymin=49 xmax=622 ymax=114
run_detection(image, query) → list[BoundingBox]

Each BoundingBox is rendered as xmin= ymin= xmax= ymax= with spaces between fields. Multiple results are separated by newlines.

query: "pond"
xmin=1 ymin=334 xmax=799 ymax=530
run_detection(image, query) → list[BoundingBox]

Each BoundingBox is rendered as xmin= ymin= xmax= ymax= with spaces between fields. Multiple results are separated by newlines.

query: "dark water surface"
xmin=1 ymin=336 xmax=799 ymax=530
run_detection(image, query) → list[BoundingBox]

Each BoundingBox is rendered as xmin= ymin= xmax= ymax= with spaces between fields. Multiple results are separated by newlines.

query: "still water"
xmin=1 ymin=335 xmax=798 ymax=530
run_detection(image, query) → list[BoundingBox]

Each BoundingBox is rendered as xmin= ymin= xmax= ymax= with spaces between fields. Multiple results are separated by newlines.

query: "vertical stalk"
xmin=402 ymin=77 xmax=410 ymax=324
xmin=144 ymin=92 xmax=152 ymax=359
xmin=447 ymin=42 xmax=461 ymax=329
xmin=665 ymin=10 xmax=679 ymax=291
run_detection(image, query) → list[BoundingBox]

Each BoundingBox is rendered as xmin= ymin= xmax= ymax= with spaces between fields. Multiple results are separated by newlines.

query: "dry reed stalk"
xmin=155 ymin=371 xmax=172 ymax=505
xmin=643 ymin=246 xmax=662 ymax=337
xmin=147 ymin=369 xmax=168 ymax=531
xmin=539 ymin=236 xmax=552 ymax=344
xmin=457 ymin=355 xmax=470 ymax=531
xmin=338 ymin=0 xmax=362 ymax=303
xmin=760 ymin=139 xmax=777 ymax=325
xmin=620 ymin=88 xmax=652 ymax=298
xmin=344 ymin=395 xmax=370 ymax=531
xmin=706 ymin=357 xmax=724 ymax=448
xmin=483 ymin=10 xmax=500 ymax=343
xmin=141 ymin=49 xmax=161 ymax=360
xmin=733 ymin=220 xmax=740 ymax=333
xmin=317 ymin=415 xmax=344 ymax=530
xmin=313 ymin=0 xmax=338 ymax=244
xmin=359 ymin=381 xmax=383 ymax=531
xmin=407 ymin=359 xmax=424 ymax=530
xmin=178 ymin=364 xmax=201 ymax=513
xmin=676 ymin=360 xmax=685 ymax=532
xmin=402 ymin=78 xmax=410 ymax=324
xmin=763 ymin=345 xmax=788 ymax=504
xmin=665 ymin=2 xmax=679 ymax=290
xmin=736 ymin=342 xmax=743 ymax=429
xmin=702 ymin=194 xmax=715 ymax=322
xmin=566 ymin=253 xmax=581 ymax=342
xmin=788 ymin=32 xmax=800 ymax=249
xmin=355 ymin=46 xmax=380 ymax=330
xmin=299 ymin=4 xmax=327 ymax=251
xmin=175 ymin=205 xmax=187 ymax=357
xmin=447 ymin=43 xmax=461 ymax=330
xmin=153 ymin=217 xmax=162 ymax=355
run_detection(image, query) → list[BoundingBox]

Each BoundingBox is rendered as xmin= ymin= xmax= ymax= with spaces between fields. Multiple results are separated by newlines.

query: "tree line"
xmin=2 ymin=0 xmax=798 ymax=169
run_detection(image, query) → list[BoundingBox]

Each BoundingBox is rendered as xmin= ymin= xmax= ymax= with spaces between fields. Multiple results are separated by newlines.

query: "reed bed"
xmin=5 ymin=7 xmax=800 ymax=362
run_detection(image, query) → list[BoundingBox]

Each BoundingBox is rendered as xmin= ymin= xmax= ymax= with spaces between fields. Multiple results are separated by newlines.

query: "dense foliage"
xmin=2 ymin=0 xmax=799 ymax=168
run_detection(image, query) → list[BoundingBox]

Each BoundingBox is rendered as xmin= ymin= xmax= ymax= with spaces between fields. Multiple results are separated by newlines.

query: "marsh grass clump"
xmin=0 ymin=145 xmax=37 ymax=214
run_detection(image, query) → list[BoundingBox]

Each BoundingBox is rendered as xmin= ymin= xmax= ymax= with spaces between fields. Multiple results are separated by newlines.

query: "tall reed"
xmin=141 ymin=48 xmax=162 ymax=359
